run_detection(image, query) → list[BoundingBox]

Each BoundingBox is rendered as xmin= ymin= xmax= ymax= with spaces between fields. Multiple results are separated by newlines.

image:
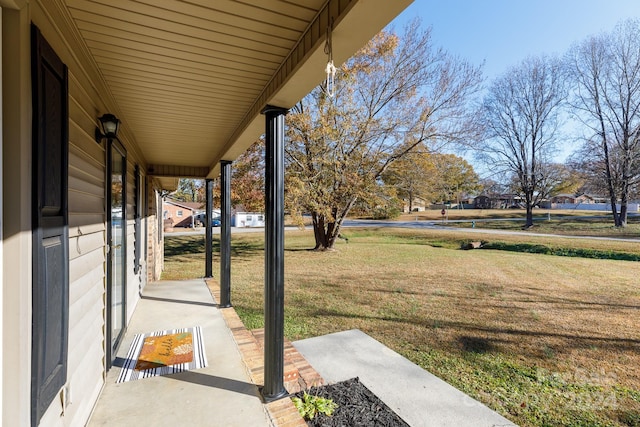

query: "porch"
xmin=87 ymin=278 xmax=517 ymax=427
xmin=87 ymin=279 xmax=269 ymax=425
xmin=87 ymin=279 xmax=315 ymax=427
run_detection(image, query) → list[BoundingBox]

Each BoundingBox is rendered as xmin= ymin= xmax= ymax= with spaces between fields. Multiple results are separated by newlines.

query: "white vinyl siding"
xmin=31 ymin=5 xmax=146 ymax=424
xmin=57 ymin=73 xmax=107 ymax=426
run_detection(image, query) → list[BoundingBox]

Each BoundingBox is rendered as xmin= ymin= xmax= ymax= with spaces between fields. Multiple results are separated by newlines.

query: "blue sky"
xmin=389 ymin=1 xmax=640 ymax=169
xmin=392 ymin=0 xmax=640 ymax=81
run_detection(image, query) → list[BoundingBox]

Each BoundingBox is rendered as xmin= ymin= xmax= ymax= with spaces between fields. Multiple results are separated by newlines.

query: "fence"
xmin=544 ymin=202 xmax=639 ymax=212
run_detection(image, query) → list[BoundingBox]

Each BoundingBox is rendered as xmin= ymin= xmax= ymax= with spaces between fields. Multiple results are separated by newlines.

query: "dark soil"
xmin=292 ymin=377 xmax=410 ymax=427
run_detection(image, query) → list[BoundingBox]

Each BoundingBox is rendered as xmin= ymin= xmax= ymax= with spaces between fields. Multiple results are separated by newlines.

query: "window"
xmin=177 ymin=210 xmax=183 ymax=217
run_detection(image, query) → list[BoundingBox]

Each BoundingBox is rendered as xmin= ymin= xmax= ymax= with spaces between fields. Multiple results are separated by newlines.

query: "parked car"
xmin=194 ymin=213 xmax=221 ymax=227
xmin=199 ymin=217 xmax=220 ymax=227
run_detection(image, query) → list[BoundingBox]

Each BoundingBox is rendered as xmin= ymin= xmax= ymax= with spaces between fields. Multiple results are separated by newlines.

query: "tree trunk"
xmin=524 ymin=189 xmax=534 ymax=228
xmin=619 ymin=186 xmax=628 ymax=227
xmin=598 ymin=115 xmax=621 ymax=227
xmin=603 ymin=152 xmax=621 ymax=226
xmin=609 ymin=196 xmax=621 ymax=227
xmin=525 ymin=206 xmax=533 ymax=228
xmin=311 ymin=211 xmax=341 ymax=250
xmin=527 ymin=138 xmax=536 ymax=229
xmin=603 ymin=141 xmax=620 ymax=226
xmin=311 ymin=212 xmax=326 ymax=250
xmin=311 ymin=199 xmax=357 ymax=251
xmin=619 ymin=151 xmax=632 ymax=227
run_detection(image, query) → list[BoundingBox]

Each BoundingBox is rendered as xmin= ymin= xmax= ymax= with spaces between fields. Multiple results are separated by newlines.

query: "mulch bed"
xmin=292 ymin=377 xmax=410 ymax=427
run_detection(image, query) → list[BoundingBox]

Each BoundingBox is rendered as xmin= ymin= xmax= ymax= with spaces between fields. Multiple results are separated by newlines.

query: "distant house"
xmin=474 ymin=194 xmax=521 ymax=209
xmin=232 ymin=212 xmax=265 ymax=227
xmin=473 ymin=195 xmax=493 ymax=209
xmin=163 ymin=199 xmax=205 ymax=227
xmin=403 ymin=197 xmax=428 ymax=212
xmin=551 ymin=194 xmax=606 ymax=204
xmin=583 ymin=194 xmax=609 ymax=204
xmin=550 ymin=194 xmax=579 ymax=204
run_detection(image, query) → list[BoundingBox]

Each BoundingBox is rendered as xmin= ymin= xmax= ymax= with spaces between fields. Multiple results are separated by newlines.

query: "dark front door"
xmin=106 ymin=140 xmax=127 ymax=367
xmin=30 ymin=24 xmax=69 ymax=426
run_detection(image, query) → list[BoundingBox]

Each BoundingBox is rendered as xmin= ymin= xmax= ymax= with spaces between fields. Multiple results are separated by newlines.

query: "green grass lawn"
xmin=163 ymin=228 xmax=640 ymax=427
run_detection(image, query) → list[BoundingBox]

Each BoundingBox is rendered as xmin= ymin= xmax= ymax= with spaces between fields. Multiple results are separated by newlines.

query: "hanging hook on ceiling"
xmin=324 ymin=18 xmax=336 ymax=98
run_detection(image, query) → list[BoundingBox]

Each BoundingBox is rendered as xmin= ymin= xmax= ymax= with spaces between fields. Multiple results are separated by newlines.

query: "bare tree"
xmin=567 ymin=138 xmax=623 ymax=199
xmin=476 ymin=55 xmax=566 ymax=227
xmin=566 ymin=19 xmax=640 ymax=226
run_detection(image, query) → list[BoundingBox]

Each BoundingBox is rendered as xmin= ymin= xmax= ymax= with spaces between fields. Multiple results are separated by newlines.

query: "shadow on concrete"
xmin=164 ymin=371 xmax=262 ymax=398
xmin=140 ymin=294 xmax=218 ymax=308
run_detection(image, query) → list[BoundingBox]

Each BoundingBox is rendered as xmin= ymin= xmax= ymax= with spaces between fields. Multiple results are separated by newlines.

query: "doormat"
xmin=135 ymin=331 xmax=194 ymax=371
xmin=116 ymin=326 xmax=207 ymax=383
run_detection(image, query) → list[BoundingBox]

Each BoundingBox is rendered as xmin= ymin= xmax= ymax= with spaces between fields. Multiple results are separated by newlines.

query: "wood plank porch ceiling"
xmin=63 ymin=0 xmax=412 ymax=182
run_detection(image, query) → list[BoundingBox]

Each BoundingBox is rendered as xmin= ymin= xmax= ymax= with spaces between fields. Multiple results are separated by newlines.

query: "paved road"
xmin=167 ymin=226 xmax=291 ymax=237
xmin=167 ymin=219 xmax=639 ymax=243
xmin=341 ymin=219 xmax=640 ymax=243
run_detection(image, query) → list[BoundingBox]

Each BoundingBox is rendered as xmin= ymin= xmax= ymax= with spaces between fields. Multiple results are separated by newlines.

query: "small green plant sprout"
xmin=291 ymin=391 xmax=338 ymax=420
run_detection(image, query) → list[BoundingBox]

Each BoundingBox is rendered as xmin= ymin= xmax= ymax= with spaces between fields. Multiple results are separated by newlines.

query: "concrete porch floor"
xmin=88 ymin=279 xmax=518 ymax=427
xmin=88 ymin=279 xmax=273 ymax=427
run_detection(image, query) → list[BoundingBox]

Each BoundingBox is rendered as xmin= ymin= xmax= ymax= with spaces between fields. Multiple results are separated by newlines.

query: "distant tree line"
xmin=473 ymin=18 xmax=640 ymax=228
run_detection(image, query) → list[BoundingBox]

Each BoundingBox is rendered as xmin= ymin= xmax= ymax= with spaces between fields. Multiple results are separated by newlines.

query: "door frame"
xmin=105 ymin=138 xmax=126 ymax=368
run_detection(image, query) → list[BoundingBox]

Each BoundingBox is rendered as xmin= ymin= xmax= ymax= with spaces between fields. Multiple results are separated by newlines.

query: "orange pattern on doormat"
xmin=135 ymin=331 xmax=194 ymax=371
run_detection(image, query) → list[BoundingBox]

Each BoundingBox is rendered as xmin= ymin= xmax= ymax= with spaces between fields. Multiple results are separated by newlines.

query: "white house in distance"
xmin=233 ymin=212 xmax=266 ymax=228
xmin=0 ymin=1 xmax=411 ymax=426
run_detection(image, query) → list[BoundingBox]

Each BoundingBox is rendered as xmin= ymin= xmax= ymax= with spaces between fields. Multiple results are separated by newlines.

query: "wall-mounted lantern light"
xmin=95 ymin=113 xmax=120 ymax=143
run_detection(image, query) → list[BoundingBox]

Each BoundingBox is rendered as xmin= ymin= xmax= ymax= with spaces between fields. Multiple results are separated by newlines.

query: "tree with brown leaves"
xmin=285 ymin=20 xmax=483 ymax=250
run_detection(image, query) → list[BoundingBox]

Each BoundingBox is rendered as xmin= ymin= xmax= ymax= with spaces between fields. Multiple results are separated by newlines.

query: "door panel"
xmin=107 ymin=141 xmax=126 ymax=367
xmin=30 ymin=24 xmax=69 ymax=427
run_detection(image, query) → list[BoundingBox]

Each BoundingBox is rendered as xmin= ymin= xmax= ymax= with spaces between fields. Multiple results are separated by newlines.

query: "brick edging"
xmin=205 ymin=278 xmax=318 ymax=427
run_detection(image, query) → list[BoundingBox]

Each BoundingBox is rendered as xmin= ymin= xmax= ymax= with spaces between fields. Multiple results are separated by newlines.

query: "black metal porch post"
xmin=262 ymin=105 xmax=288 ymax=401
xmin=219 ymin=160 xmax=232 ymax=308
xmin=205 ymin=178 xmax=213 ymax=278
